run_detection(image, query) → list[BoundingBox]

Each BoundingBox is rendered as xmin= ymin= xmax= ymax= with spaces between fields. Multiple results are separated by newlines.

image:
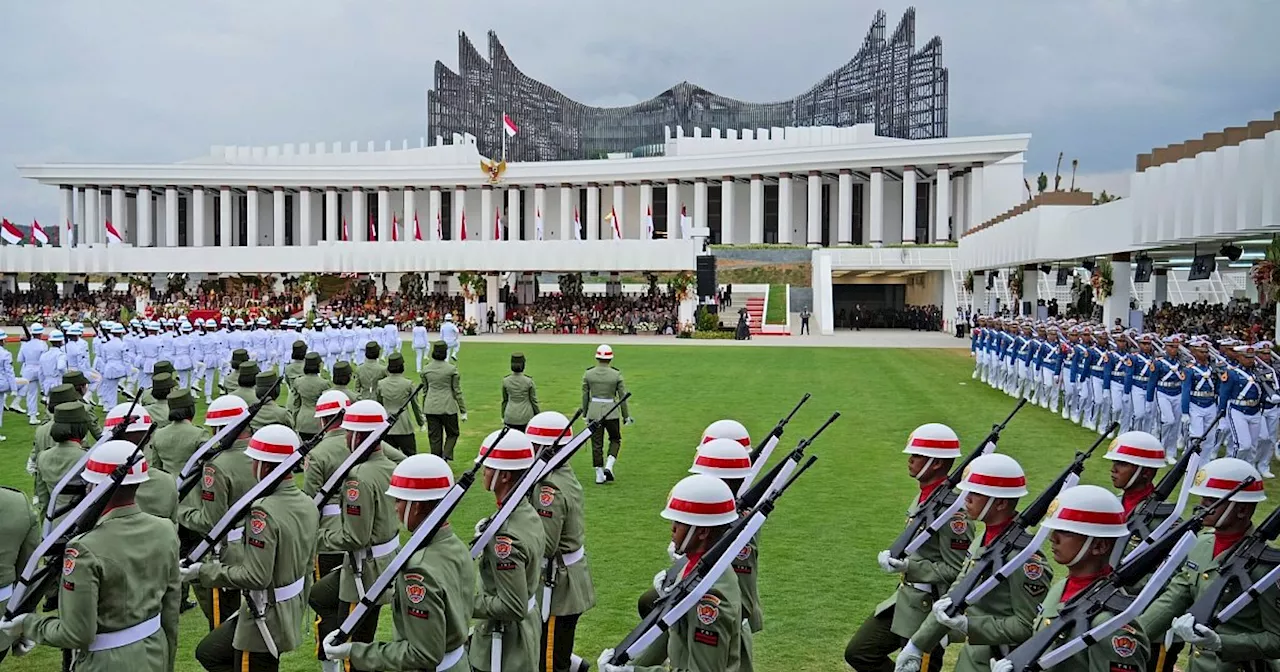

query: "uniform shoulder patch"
xmin=63 ymin=547 xmax=80 ymax=576
xmin=494 ymin=535 xmax=514 ymax=560
xmin=1111 ymin=634 xmax=1137 ymax=657
xmin=1023 ymin=582 xmax=1048 ymax=598
xmin=249 ymin=509 xmax=268 ymax=536
xmin=345 ymin=480 xmax=361 ymax=502
xmin=949 ymin=516 xmax=968 ymax=536
xmin=1220 ymin=372 xmax=1230 ymax=382
xmin=695 ymin=593 xmax=721 ymax=625
xmin=202 ymin=464 xmax=216 ymax=489
xmin=538 ymin=486 xmax=555 ymax=508
xmin=735 ymin=545 xmax=753 ymax=562
xmin=1023 ymin=561 xmax=1045 ymax=581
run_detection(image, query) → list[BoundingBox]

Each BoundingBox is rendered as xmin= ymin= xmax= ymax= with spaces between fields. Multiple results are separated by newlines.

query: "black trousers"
xmin=800 ymin=318 xmax=810 ymax=335
xmin=540 ymin=612 xmax=582 ymax=672
xmin=590 ymin=418 xmax=622 ymax=467
xmin=194 ymin=617 xmax=280 ymax=672
xmin=195 ymin=584 xmax=242 ymax=632
xmin=425 ymin=413 xmax=460 ymax=460
xmin=307 ymin=564 xmax=381 ymax=670
xmin=383 ymin=432 xmax=417 ymax=456
xmin=844 ymin=606 xmax=944 ymax=672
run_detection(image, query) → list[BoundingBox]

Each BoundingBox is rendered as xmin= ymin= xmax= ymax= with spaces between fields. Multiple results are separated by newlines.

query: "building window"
xmin=764 ymin=184 xmax=778 ymax=244
xmin=653 ymin=187 xmax=668 ymax=237
xmin=177 ymin=194 xmax=189 ymax=247
xmin=707 ymin=184 xmax=722 ymax=245
xmin=440 ymin=192 xmax=452 ymax=241
xmin=915 ymin=182 xmax=930 ymax=243
xmin=852 ymin=184 xmax=864 ymax=245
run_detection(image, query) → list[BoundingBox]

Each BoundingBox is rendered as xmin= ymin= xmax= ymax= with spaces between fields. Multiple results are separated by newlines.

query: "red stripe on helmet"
xmin=910 ymin=437 xmax=961 ymax=449
xmin=105 ymin=414 xmax=150 ymax=427
xmin=345 ymin=413 xmax=386 ymax=424
xmin=484 ymin=447 xmax=535 ymax=461
xmin=206 ymin=407 xmax=246 ymax=420
xmin=667 ymin=497 xmax=736 ymax=515
xmin=86 ymin=459 xmax=147 ymax=474
xmin=1204 ymin=477 xmax=1265 ymax=492
xmin=701 ymin=435 xmax=750 ymax=446
xmin=1116 ymin=444 xmax=1164 ymax=460
xmin=390 ymin=475 xmax=452 ymax=490
xmin=315 ymin=400 xmax=346 ymax=413
xmin=248 ymin=438 xmax=295 ymax=455
xmin=1055 ymin=507 xmax=1126 ymax=525
xmin=694 ymin=455 xmax=752 ymax=470
xmin=526 ymin=424 xmax=570 ymax=439
xmin=966 ymin=473 xmax=1026 ymax=488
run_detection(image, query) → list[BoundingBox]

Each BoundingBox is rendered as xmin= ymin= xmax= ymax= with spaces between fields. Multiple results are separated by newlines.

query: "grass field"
xmin=1 ymin=340 xmax=1269 ymax=671
xmin=765 ymin=285 xmax=787 ymax=325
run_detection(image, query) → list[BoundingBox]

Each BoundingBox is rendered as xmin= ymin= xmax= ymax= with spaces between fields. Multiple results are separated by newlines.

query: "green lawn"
xmin=765 ymin=284 xmax=788 ymax=325
xmin=2 ymin=341 xmax=1269 ymax=671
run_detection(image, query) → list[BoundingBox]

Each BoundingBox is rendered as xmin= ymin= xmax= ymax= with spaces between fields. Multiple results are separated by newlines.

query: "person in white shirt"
xmin=411 ymin=317 xmax=429 ymax=371
xmin=440 ymin=313 xmax=461 ymax=362
xmin=17 ymin=323 xmax=48 ymax=424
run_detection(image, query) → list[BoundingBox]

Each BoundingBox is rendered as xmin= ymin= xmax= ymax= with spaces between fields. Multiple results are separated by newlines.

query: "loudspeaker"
xmin=696 ymin=255 xmax=717 ymax=298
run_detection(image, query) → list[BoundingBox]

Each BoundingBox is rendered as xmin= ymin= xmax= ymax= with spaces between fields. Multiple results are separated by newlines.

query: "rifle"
xmin=44 ymin=395 xmax=145 ymax=534
xmin=942 ymin=424 xmax=1116 ymax=617
xmin=20 ymin=321 xmax=31 ymax=342
xmin=887 ymin=398 xmax=1027 ymax=559
xmin=1187 ymin=495 xmax=1280 ymax=628
xmin=737 ymin=393 xmax=810 ymax=497
xmin=609 ymin=453 xmax=817 ymax=666
xmin=177 ymin=374 xmax=285 ymax=500
xmin=737 ymin=411 xmax=839 ymax=512
xmin=1001 ymin=478 xmax=1256 ymax=671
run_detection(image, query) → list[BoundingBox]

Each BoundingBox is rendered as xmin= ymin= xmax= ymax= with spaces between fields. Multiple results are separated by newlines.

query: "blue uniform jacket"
xmin=1123 ymin=352 xmax=1158 ymax=401
xmin=1181 ymin=363 xmax=1219 ymax=413
xmin=1039 ymin=340 xmax=1064 ymax=375
xmin=1153 ymin=357 xmax=1183 ymax=398
xmin=1218 ymin=365 xmax=1263 ymax=416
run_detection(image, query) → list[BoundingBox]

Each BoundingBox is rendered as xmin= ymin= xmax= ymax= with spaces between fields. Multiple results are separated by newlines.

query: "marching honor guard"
xmin=1219 ymin=345 xmax=1268 ymax=477
xmin=412 ymin=316 xmax=429 ymax=371
xmin=1182 ymin=338 xmax=1223 ymax=462
xmin=355 ymin=341 xmax=387 ymax=401
xmin=421 ymin=341 xmax=467 ymax=460
xmin=323 ymin=454 xmax=475 ymax=672
xmin=290 ymin=352 xmax=333 ymax=443
xmin=1124 ymin=334 xmax=1158 ymax=435
xmin=846 ymin=424 xmax=974 ymax=672
xmin=582 ymin=344 xmax=632 ymax=485
xmin=189 ymin=424 xmax=320 ymax=672
xmin=149 ymin=389 xmax=210 ymax=474
xmin=1257 ymin=341 xmax=1280 ymax=472
xmin=232 ymin=362 xmax=260 ymax=405
xmin=503 ymin=352 xmax=540 ymax=432
xmin=1153 ymin=335 xmax=1186 ymax=462
xmin=0 ymin=483 xmax=39 ymax=663
xmin=1104 ymin=431 xmax=1166 ymax=519
xmin=331 ymin=361 xmax=356 ymax=400
xmin=282 ymin=340 xmax=307 ymax=396
xmin=377 ymin=352 xmax=424 ymax=456
xmin=146 ymin=373 xmax=176 ymax=430
xmin=250 ymin=371 xmax=294 ymax=432
xmin=34 ymin=402 xmax=98 ymax=520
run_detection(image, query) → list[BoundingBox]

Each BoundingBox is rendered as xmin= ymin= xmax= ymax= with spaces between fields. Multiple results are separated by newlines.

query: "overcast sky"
xmin=2 ymin=0 xmax=1276 ymax=224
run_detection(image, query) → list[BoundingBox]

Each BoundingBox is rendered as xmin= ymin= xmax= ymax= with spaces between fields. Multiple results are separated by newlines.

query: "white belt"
xmin=437 ymin=646 xmax=465 ymax=670
xmin=370 ymin=538 xmax=400 ymax=559
xmin=88 ymin=614 xmax=161 ymax=652
xmin=321 ymin=504 xmax=341 ymax=517
xmin=273 ymin=576 xmax=306 ymax=602
xmin=0 ymin=583 xmax=11 ymax=603
xmin=562 ymin=547 xmax=585 ymax=567
xmin=590 ymin=397 xmax=614 ymax=403
xmin=904 ymin=581 xmax=933 ymax=593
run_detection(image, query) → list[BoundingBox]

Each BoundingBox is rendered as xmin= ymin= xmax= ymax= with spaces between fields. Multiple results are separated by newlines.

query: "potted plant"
xmin=1006 ymin=269 xmax=1022 ymax=302
xmin=457 ymin=271 xmax=488 ymax=301
xmin=1251 ymin=235 xmax=1280 ymax=303
xmin=963 ymin=271 xmax=974 ymax=293
xmin=1092 ymin=259 xmax=1114 ymax=301
xmin=667 ymin=271 xmax=696 ymax=301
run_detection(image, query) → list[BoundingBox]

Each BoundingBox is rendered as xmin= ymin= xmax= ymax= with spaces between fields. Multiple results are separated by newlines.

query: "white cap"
xmin=47 ymin=329 xmax=64 ymax=343
xmin=67 ymin=324 xmax=84 ymax=336
xmin=29 ymin=322 xmax=44 ymax=334
xmin=444 ymin=313 xmax=453 ymax=321
xmin=60 ymin=320 xmax=72 ymax=329
xmin=525 ymin=411 xmax=573 ymax=445
xmin=958 ymin=453 xmax=1029 ymax=498
xmin=104 ymin=403 xmax=153 ymax=433
xmin=904 ymin=423 xmax=962 ymax=459
xmin=595 ymin=344 xmax=614 ymax=360
xmin=690 ymin=438 xmax=753 ymax=479
xmin=1042 ymin=485 xmax=1130 ymax=538
xmin=342 ymin=399 xmax=387 ymax=432
xmin=1104 ymin=431 xmax=1167 ymax=469
xmin=205 ymin=395 xmax=250 ymax=427
xmin=245 ymin=424 xmax=301 ymax=463
xmin=82 ymin=439 xmax=150 ymax=485
xmin=180 ymin=322 xmax=193 ymax=333
xmin=204 ymin=318 xmax=217 ymax=328
xmin=476 ymin=429 xmax=537 ymax=471
xmin=233 ymin=318 xmax=246 ymax=327
xmin=701 ymin=419 xmax=750 ymax=448
xmin=111 ymin=323 xmax=126 ymax=334
xmin=386 ymin=454 xmax=454 ymax=501
xmin=661 ymin=474 xmax=739 ymax=527
xmin=314 ymin=390 xmax=351 ymax=418
xmin=1189 ymin=458 xmax=1267 ymax=503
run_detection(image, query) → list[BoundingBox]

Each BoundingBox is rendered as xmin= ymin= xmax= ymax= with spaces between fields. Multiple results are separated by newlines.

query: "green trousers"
xmin=383 ymin=432 xmax=418 ymax=457
xmin=590 ymin=419 xmax=622 ymax=467
xmin=194 ymin=618 xmax=280 ymax=671
xmin=425 ymin=413 xmax=459 ymax=460
xmin=307 ymin=564 xmax=381 ymax=671
xmin=844 ymin=606 xmax=944 ymax=672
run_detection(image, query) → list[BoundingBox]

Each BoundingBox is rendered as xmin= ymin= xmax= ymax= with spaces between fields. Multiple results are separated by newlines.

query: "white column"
xmin=639 ymin=181 xmax=653 ymax=239
xmin=325 ymin=188 xmax=339 ymax=241
xmin=935 ymin=165 xmax=951 ymax=243
xmin=902 ymin=166 xmax=917 ymax=244
xmin=377 ymin=188 xmax=391 ymax=241
xmin=749 ymin=175 xmax=764 ymax=244
xmin=74 ymin=187 xmax=87 ymax=247
xmin=164 ymin=187 xmax=178 ymax=247
xmin=967 ymin=164 xmax=985 ymax=232
xmin=299 ymin=189 xmax=313 ymax=245
xmin=58 ymin=187 xmax=73 ymax=248
xmin=806 ymin=171 xmax=821 ymax=246
xmin=453 ymin=186 xmax=467 ymax=240
xmin=273 ymin=187 xmax=286 ymax=246
xmin=693 ymin=179 xmax=708 ymax=235
xmin=402 ymin=188 xmax=416 ymax=242
xmin=246 ymin=188 xmax=260 ymax=247
xmin=837 ymin=170 xmax=852 ymax=245
xmin=481 ymin=186 xmax=494 ymax=241
xmin=352 ymin=188 xmax=367 ymax=242
xmin=559 ymin=184 xmax=574 ymax=241
xmin=720 ymin=177 xmax=735 ymax=245
xmin=220 ymin=187 xmax=233 ymax=246
xmin=507 ymin=187 xmax=522 ymax=240
xmin=192 ymin=188 xmax=205 ymax=247
xmin=428 ymin=187 xmax=442 ymax=241
xmin=586 ymin=184 xmax=599 ymax=240
xmin=611 ymin=182 xmax=625 ymax=239
xmin=111 ymin=187 xmax=126 ymax=242
xmin=1104 ymin=256 xmax=1132 ymax=326
xmin=778 ymin=174 xmax=793 ymax=245
xmin=85 ymin=187 xmax=99 ymax=246
xmin=954 ymin=173 xmax=967 ymax=235
xmin=137 ymin=187 xmax=153 ymax=247
xmin=666 ymin=182 xmax=680 ymax=239
xmin=869 ymin=168 xmax=884 ymax=247
xmin=533 ymin=185 xmax=546 ymax=240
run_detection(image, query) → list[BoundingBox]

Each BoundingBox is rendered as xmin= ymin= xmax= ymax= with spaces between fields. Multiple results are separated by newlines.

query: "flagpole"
xmin=501 ymin=110 xmax=507 ymax=163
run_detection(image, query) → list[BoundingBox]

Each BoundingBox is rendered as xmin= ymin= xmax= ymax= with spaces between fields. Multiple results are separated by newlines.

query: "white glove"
xmin=14 ymin=377 xmax=27 ymax=386
xmin=598 ymin=648 xmax=634 ymax=672
xmin=1181 ymin=414 xmax=1191 ymax=427
xmin=460 ymin=413 xmax=468 ymax=422
xmin=666 ymin=540 xmax=684 ymax=562
xmin=474 ymin=516 xmax=490 ymax=538
xmin=1171 ymin=613 xmax=1221 ymax=651
xmin=877 ymin=550 xmax=909 ymax=574
xmin=894 ymin=642 xmax=923 ymax=672
xmin=653 ymin=569 xmax=671 ymax=596
xmin=179 ymin=562 xmax=203 ymax=583
xmin=1270 ymin=394 xmax=1280 ymax=405
xmin=624 ymin=417 xmax=635 ymax=426
xmin=932 ymin=597 xmax=968 ymax=634
xmin=323 ymin=629 xmax=353 ymax=660
xmin=0 ymin=614 xmax=29 ymax=638
xmin=989 ymin=658 xmax=1013 ymax=672
xmin=11 ymin=638 xmax=35 ymax=657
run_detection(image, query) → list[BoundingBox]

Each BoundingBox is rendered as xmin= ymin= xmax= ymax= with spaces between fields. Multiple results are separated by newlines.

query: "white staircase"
xmin=951 ymin=263 xmax=972 ymax=314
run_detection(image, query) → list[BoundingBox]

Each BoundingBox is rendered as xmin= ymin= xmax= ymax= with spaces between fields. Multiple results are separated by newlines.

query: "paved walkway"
xmin=446 ymin=329 xmax=968 ymax=349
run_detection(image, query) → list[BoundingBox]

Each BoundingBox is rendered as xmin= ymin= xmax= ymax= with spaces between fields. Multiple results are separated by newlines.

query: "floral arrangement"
xmin=1007 ymin=268 xmax=1023 ymax=301
xmin=1091 ymin=259 xmax=1114 ymax=301
xmin=963 ymin=271 xmax=974 ymax=293
xmin=127 ymin=274 xmax=152 ymax=297
xmin=165 ymin=273 xmax=188 ymax=296
xmin=667 ymin=271 xmax=696 ymax=301
xmin=502 ymin=320 xmax=523 ymax=332
xmin=462 ymin=319 xmax=479 ymax=336
xmin=598 ymin=323 xmax=623 ymax=333
xmin=1250 ymin=235 xmax=1280 ymax=303
xmin=536 ymin=320 xmax=557 ymax=332
xmin=457 ymin=272 xmax=488 ymax=300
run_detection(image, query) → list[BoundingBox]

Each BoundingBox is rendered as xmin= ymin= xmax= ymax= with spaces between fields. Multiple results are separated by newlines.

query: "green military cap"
xmin=153 ymin=360 xmax=174 ymax=376
xmin=167 ymin=388 xmax=194 ymax=411
xmin=237 ymin=361 xmax=260 ymax=386
xmin=231 ymin=349 xmax=249 ymax=368
xmin=387 ymin=352 xmax=404 ymax=373
xmin=48 ymin=383 xmax=79 ymax=407
xmin=255 ymin=370 xmax=279 ymax=394
xmin=54 ymin=401 xmax=92 ymax=424
xmin=332 ymin=361 xmax=352 ymax=384
xmin=431 ymin=341 xmax=447 ymax=359
xmin=152 ymin=372 xmax=176 ymax=392
xmin=292 ymin=340 xmax=307 ymax=359
xmin=511 ymin=352 xmax=525 ymax=365
xmin=304 ymin=351 xmax=321 ymax=373
xmin=365 ymin=341 xmax=381 ymax=359
xmin=62 ymin=369 xmax=90 ymax=387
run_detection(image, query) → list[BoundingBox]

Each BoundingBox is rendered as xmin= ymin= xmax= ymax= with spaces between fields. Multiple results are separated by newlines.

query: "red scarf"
xmin=1121 ymin=483 xmax=1155 ymax=518
xmin=982 ymin=518 xmax=1012 ymax=546
xmin=918 ymin=476 xmax=947 ymax=504
xmin=1213 ymin=528 xmax=1247 ymax=558
xmin=681 ymin=552 xmax=704 ymax=579
xmin=1061 ymin=566 xmax=1112 ymax=603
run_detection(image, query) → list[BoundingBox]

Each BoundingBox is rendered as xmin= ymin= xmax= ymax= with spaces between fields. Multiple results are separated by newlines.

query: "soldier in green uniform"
xmin=290 ymin=353 xmax=333 ymax=442
xmin=232 ymin=362 xmax=260 ymax=406
xmin=145 ymin=372 xmax=175 ymax=430
xmin=896 ymin=453 xmax=1052 ymax=672
xmin=471 ymin=429 xmax=548 ymax=672
xmin=309 ymin=399 xmax=401 ymax=672
xmin=0 ymin=484 xmax=40 ymax=664
xmin=221 ymin=351 xmax=249 ymax=395
xmin=283 ymin=340 xmax=307 ymax=397
xmin=0 ymin=439 xmax=181 ymax=672
xmin=503 ymin=353 xmax=540 ymax=432
xmin=527 ymin=412 xmax=596 ymax=672
xmin=300 ymin=389 xmax=355 ymax=596
xmin=376 ymin=352 xmax=422 ymax=456
xmin=1138 ymin=457 xmax=1280 ymax=672
xmin=140 ymin=360 xmax=175 ymax=405
xmin=177 ymin=394 xmax=255 ymax=632
xmin=149 ymin=388 xmax=210 ymax=475
xmin=34 ymin=402 xmax=95 ymax=520
xmin=846 ymin=423 xmax=974 ymax=672
xmin=355 ymin=342 xmax=388 ymax=401
xmin=26 ymin=384 xmax=82 ymax=480
xmin=57 ymin=369 xmax=103 ymax=440
xmin=331 ymin=361 xmax=356 ymax=401
xmin=581 ymin=344 xmax=631 ymax=485
xmin=598 ymin=474 xmax=743 ymax=672
xmin=189 ymin=424 xmax=321 ymax=672
xmin=323 ymin=454 xmax=475 ymax=672
xmin=98 ymin=406 xmax=178 ymax=525
xmin=990 ymin=485 xmax=1149 ymax=672
xmin=250 ymin=371 xmax=294 ymax=432
xmin=421 ymin=341 xmax=466 ymax=460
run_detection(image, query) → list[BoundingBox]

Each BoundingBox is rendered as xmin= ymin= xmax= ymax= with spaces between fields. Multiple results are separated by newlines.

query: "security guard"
xmin=896 ymin=453 xmax=1052 ymax=672
xmin=322 ymin=454 xmax=475 ymax=672
xmin=330 ymin=361 xmax=356 ymax=401
xmin=250 ymin=371 xmax=294 ymax=432
xmin=472 ymin=429 xmax=548 ymax=672
xmin=34 ymin=402 xmax=96 ymax=520
xmin=846 ymin=423 xmax=974 ymax=672
xmin=189 ymin=424 xmax=320 ymax=672
xmin=1138 ymin=457 xmax=1280 ymax=671
xmin=145 ymin=372 xmax=176 ymax=431
xmin=309 ymin=400 xmax=400 ymax=672
xmin=232 ymin=362 xmax=261 ymax=406
xmin=503 ymin=352 xmax=540 ymax=432
xmin=148 ymin=388 xmax=211 ymax=475
xmin=990 ymin=485 xmax=1149 ymax=672
xmin=355 ymin=342 xmax=388 ymax=401
xmin=282 ymin=340 xmax=308 ymax=396
xmin=421 ymin=341 xmax=467 ymax=460
xmin=0 ymin=484 xmax=40 ymax=664
xmin=177 ymin=395 xmax=254 ymax=631
xmin=528 ymin=412 xmax=596 ymax=672
xmin=582 ymin=344 xmax=631 ymax=485
xmin=376 ymin=352 xmax=422 ymax=456
xmin=289 ymin=352 xmax=333 ymax=443
xmin=0 ymin=439 xmax=181 ymax=671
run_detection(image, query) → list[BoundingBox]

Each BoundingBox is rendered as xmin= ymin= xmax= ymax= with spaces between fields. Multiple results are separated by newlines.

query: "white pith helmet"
xmin=595 ymin=344 xmax=613 ymax=360
xmin=314 ymin=390 xmax=351 ymax=418
xmin=1189 ymin=458 xmax=1266 ymax=503
xmin=701 ymin=419 xmax=750 ymax=448
xmin=244 ymin=424 xmax=301 ymax=463
xmin=958 ymin=453 xmax=1029 ymax=498
xmin=1042 ymin=485 xmax=1130 ymax=538
xmin=476 ymin=429 xmax=537 ymax=471
xmin=904 ymin=423 xmax=962 ymax=459
xmin=205 ymin=395 xmax=250 ymax=427
xmin=690 ymin=438 xmax=753 ymax=480
xmin=341 ymin=400 xmax=387 ymax=432
xmin=1104 ymin=431 xmax=1166 ymax=469
xmin=82 ymin=439 xmax=150 ymax=485
xmin=661 ymin=474 xmax=739 ymax=527
xmin=526 ymin=411 xmax=573 ymax=446
xmin=104 ymin=403 xmax=153 ymax=433
xmin=386 ymin=454 xmax=454 ymax=501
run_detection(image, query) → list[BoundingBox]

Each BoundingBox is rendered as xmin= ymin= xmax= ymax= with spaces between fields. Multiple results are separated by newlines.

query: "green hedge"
xmin=765 ymin=285 xmax=787 ymax=324
xmin=691 ymin=330 xmax=736 ymax=339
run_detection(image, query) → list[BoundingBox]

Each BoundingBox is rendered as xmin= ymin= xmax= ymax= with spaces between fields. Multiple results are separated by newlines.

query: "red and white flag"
xmin=607 ymin=206 xmax=622 ymax=239
xmin=644 ymin=206 xmax=654 ymax=240
xmin=534 ymin=208 xmax=544 ymax=241
xmin=502 ymin=113 xmax=519 ymax=138
xmin=493 ymin=207 xmax=503 ymax=240
xmin=368 ymin=213 xmax=377 ymax=241
xmin=414 ymin=213 xmax=423 ymax=241
xmin=391 ymin=214 xmax=399 ymax=241
xmin=105 ymin=219 xmax=124 ymax=246
xmin=30 ymin=220 xmax=49 ymax=246
xmin=572 ymin=208 xmax=582 ymax=240
xmin=65 ymin=218 xmax=73 ymax=247
xmin=341 ymin=217 xmax=349 ymax=241
xmin=0 ymin=218 xmax=22 ymax=245
xmin=434 ymin=211 xmax=442 ymax=241
xmin=460 ymin=211 xmax=468 ymax=241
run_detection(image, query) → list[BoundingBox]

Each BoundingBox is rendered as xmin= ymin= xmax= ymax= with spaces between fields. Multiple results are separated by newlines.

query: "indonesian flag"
xmin=679 ymin=204 xmax=692 ymax=239
xmin=606 ymin=206 xmax=622 ymax=239
xmin=105 ymin=219 xmax=124 ymax=246
xmin=534 ymin=208 xmax=544 ymax=241
xmin=414 ymin=213 xmax=423 ymax=241
xmin=644 ymin=206 xmax=654 ymax=240
xmin=368 ymin=213 xmax=377 ymax=241
xmin=30 ymin=220 xmax=49 ymax=246
xmin=391 ymin=214 xmax=399 ymax=241
xmin=341 ymin=217 xmax=349 ymax=241
xmin=572 ymin=208 xmax=582 ymax=240
xmin=494 ymin=207 xmax=503 ymax=240
xmin=0 ymin=218 xmax=22 ymax=245
xmin=65 ymin=218 xmax=73 ymax=247
xmin=460 ymin=211 xmax=468 ymax=241
xmin=434 ymin=211 xmax=442 ymax=240
xmin=502 ymin=113 xmax=518 ymax=138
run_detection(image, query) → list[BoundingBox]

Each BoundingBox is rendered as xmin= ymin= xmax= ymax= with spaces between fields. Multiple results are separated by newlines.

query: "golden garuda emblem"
xmin=481 ymin=158 xmax=507 ymax=184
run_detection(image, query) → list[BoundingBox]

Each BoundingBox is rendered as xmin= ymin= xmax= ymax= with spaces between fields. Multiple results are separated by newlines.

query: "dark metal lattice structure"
xmin=428 ymin=7 xmax=947 ymax=162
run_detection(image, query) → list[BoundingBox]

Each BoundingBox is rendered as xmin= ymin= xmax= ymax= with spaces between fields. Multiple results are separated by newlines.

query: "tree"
xmin=1069 ymin=158 xmax=1078 ymax=191
xmin=1037 ymin=172 xmax=1048 ymax=194
xmin=1053 ymin=152 xmax=1064 ymax=191
xmin=1093 ymin=190 xmax=1121 ymax=205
